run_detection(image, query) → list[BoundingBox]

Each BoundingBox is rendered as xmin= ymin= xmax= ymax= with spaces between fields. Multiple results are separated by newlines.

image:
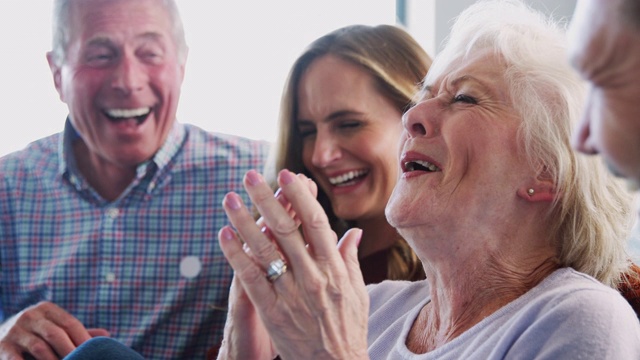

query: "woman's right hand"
xmin=217 ymin=174 xmax=314 ymax=360
xmin=216 ymin=275 xmax=276 ymax=360
xmin=218 ymin=170 xmax=369 ymax=360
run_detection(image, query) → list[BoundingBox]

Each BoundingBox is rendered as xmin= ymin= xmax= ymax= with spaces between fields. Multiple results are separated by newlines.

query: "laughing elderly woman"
xmin=216 ymin=0 xmax=640 ymax=358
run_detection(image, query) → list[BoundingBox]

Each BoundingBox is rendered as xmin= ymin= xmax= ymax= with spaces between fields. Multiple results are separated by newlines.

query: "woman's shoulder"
xmin=498 ymin=268 xmax=640 ymax=358
xmin=540 ymin=267 xmax=628 ymax=298
xmin=523 ymin=268 xmax=633 ymax=316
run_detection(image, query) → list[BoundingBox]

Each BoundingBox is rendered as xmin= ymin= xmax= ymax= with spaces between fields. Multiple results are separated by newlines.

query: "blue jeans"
xmin=64 ymin=337 xmax=145 ymax=360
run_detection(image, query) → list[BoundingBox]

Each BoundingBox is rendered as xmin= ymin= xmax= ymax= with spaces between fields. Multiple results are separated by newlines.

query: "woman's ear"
xmin=517 ymin=165 xmax=558 ymax=202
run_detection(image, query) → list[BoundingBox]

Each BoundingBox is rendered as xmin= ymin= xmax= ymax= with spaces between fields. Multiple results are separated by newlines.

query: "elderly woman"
xmin=216 ymin=0 xmax=640 ymax=359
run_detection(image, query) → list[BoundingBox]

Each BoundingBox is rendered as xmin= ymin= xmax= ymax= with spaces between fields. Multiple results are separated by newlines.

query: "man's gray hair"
xmin=50 ymin=0 xmax=188 ymax=65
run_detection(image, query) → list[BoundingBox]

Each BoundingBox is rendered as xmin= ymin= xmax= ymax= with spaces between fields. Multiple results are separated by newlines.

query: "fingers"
xmin=256 ymin=187 xmax=297 ymax=241
xmin=219 ymin=170 xmax=370 ymax=359
xmin=229 ymin=171 xmax=309 ymax=276
xmin=87 ymin=329 xmax=111 ymax=338
xmin=225 ymin=169 xmax=346 ymax=280
xmin=217 ymin=276 xmax=277 ymax=360
xmin=218 ymin=225 xmax=278 ymax=306
xmin=276 ymin=170 xmax=339 ymax=265
xmin=337 ymin=228 xmax=366 ymax=289
xmin=222 ymin=190 xmax=286 ymax=274
xmin=247 ymin=171 xmax=305 ymax=257
xmin=254 ymin=172 xmax=318 ymax=245
xmin=0 ymin=302 xmax=93 ymax=359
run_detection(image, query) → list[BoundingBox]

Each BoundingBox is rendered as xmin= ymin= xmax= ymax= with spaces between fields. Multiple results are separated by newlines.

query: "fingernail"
xmin=220 ymin=226 xmax=236 ymax=241
xmin=279 ymin=170 xmax=295 ymax=185
xmin=245 ymin=170 xmax=263 ymax=186
xmin=224 ymin=193 xmax=242 ymax=210
xmin=355 ymin=228 xmax=363 ymax=247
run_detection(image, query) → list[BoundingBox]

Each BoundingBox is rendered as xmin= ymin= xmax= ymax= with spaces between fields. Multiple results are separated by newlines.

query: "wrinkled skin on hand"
xmin=217 ymin=169 xmax=370 ymax=360
xmin=0 ymin=301 xmax=109 ymax=360
xmin=216 ymin=276 xmax=276 ymax=360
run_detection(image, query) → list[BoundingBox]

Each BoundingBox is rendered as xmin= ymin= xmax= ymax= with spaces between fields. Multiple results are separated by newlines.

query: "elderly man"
xmin=569 ymin=0 xmax=640 ymax=315
xmin=0 ymin=0 xmax=268 ymax=358
xmin=570 ymin=0 xmax=640 ymax=188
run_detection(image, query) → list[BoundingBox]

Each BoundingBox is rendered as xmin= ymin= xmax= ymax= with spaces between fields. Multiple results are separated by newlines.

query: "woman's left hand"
xmin=218 ymin=169 xmax=370 ymax=360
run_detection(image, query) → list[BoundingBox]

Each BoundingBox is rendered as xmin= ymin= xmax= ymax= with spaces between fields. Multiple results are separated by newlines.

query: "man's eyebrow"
xmin=85 ymin=32 xmax=166 ymax=46
xmin=86 ymin=37 xmax=113 ymax=47
xmin=137 ymin=32 xmax=166 ymax=42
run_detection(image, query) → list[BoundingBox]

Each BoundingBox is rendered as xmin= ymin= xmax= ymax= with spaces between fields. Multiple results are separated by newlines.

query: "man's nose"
xmin=573 ymin=96 xmax=598 ymax=155
xmin=110 ymin=55 xmax=146 ymax=96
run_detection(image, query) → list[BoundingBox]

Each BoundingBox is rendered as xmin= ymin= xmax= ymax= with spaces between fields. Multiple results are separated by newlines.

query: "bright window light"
xmin=0 ymin=1 xmax=399 ymax=157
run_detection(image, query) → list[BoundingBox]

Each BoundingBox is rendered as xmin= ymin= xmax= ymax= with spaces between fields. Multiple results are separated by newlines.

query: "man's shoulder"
xmin=182 ymin=124 xmax=271 ymax=163
xmin=0 ymin=133 xmax=61 ymax=173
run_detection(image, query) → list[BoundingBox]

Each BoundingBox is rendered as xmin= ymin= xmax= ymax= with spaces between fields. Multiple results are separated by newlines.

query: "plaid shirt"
xmin=0 ymin=120 xmax=270 ymax=359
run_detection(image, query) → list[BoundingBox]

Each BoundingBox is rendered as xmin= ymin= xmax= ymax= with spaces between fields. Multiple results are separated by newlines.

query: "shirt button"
xmin=106 ymin=208 xmax=120 ymax=219
xmin=180 ymin=256 xmax=202 ymax=278
xmin=105 ymin=272 xmax=116 ymax=282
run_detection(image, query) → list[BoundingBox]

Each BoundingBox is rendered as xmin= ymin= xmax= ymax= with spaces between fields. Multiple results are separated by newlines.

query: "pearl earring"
xmin=527 ymin=188 xmax=535 ymax=196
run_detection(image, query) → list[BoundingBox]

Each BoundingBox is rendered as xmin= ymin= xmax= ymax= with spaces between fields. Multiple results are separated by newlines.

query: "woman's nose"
xmin=403 ymin=100 xmax=439 ymax=139
xmin=310 ymin=131 xmax=341 ymax=168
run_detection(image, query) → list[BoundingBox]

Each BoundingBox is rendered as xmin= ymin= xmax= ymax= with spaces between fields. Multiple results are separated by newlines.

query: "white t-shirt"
xmin=367 ymin=268 xmax=640 ymax=359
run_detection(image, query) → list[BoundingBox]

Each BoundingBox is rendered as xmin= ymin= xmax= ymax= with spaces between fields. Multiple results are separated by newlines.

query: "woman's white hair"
xmin=428 ymin=0 xmax=634 ymax=286
xmin=50 ymin=0 xmax=188 ymax=66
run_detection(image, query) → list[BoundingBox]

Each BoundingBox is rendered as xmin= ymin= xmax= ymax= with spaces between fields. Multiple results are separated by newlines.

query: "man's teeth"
xmin=105 ymin=107 xmax=151 ymax=118
xmin=329 ymin=169 xmax=368 ymax=185
xmin=405 ymin=160 xmax=440 ymax=172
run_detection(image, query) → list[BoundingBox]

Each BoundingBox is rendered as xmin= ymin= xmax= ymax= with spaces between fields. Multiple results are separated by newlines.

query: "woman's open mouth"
xmin=403 ymin=160 xmax=440 ymax=173
xmin=328 ymin=169 xmax=369 ymax=187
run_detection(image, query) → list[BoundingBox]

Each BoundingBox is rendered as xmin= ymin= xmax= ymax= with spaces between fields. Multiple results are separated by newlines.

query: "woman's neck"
xmin=407 ymin=251 xmax=559 ymax=353
xmin=354 ymin=216 xmax=399 ymax=258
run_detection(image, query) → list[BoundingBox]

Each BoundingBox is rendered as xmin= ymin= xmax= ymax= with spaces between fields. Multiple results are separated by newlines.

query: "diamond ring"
xmin=266 ymin=258 xmax=288 ymax=282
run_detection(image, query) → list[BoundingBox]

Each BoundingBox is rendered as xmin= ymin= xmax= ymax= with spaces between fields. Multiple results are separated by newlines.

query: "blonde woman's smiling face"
xmin=296 ymin=55 xmax=404 ymax=222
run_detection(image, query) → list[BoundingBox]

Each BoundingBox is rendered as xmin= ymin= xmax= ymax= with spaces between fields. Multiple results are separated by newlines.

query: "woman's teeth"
xmin=329 ymin=169 xmax=368 ymax=186
xmin=405 ymin=160 xmax=440 ymax=172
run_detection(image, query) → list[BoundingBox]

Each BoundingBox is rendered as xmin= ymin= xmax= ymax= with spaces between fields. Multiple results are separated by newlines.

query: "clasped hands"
xmin=217 ymin=169 xmax=370 ymax=360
